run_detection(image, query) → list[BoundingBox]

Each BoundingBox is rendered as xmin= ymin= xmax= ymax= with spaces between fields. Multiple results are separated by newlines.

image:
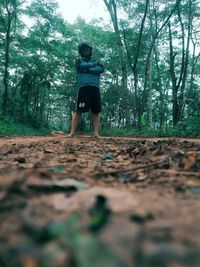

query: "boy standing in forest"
xmin=68 ymin=42 xmax=104 ymax=137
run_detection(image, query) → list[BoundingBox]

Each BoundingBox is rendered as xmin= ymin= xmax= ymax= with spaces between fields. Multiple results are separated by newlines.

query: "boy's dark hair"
xmin=78 ymin=42 xmax=92 ymax=56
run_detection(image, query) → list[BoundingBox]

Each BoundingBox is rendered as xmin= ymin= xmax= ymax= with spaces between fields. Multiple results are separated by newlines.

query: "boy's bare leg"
xmin=92 ymin=113 xmax=100 ymax=137
xmin=70 ymin=112 xmax=81 ymax=136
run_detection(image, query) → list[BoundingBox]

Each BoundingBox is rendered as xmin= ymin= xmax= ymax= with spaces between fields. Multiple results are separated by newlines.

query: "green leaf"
xmin=49 ymin=165 xmax=65 ymax=172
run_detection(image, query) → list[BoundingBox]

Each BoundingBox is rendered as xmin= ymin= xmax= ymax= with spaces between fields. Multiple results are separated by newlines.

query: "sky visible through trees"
xmin=56 ymin=0 xmax=109 ymax=24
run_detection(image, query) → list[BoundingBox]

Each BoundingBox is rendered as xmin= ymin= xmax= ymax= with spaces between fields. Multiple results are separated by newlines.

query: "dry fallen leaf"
xmin=184 ymin=151 xmax=197 ymax=170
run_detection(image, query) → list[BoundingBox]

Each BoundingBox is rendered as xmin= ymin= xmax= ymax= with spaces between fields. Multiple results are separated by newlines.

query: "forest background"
xmin=0 ymin=0 xmax=200 ymax=137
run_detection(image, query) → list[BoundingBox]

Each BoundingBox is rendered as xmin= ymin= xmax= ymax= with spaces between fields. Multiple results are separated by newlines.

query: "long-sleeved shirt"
xmin=76 ymin=57 xmax=104 ymax=89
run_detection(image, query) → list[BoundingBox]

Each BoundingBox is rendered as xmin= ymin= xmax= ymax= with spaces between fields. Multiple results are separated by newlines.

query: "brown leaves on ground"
xmin=0 ymin=135 xmax=200 ymax=267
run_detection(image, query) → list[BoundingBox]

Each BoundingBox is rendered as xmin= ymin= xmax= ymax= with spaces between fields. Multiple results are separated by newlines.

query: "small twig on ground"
xmin=94 ymin=160 xmax=166 ymax=178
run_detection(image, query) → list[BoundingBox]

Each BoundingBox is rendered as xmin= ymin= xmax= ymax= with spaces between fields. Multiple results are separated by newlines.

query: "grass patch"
xmin=0 ymin=117 xmax=51 ymax=137
xmin=101 ymin=127 xmax=140 ymax=137
xmin=100 ymin=127 xmax=200 ymax=138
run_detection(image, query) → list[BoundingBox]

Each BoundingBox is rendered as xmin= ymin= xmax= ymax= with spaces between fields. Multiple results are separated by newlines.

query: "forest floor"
xmin=0 ymin=134 xmax=200 ymax=267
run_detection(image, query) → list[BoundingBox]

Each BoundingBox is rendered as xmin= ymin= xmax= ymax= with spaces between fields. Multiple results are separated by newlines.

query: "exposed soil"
xmin=0 ymin=134 xmax=200 ymax=267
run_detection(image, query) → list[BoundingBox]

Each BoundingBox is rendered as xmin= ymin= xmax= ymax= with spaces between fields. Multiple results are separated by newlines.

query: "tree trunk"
xmin=122 ymin=0 xmax=150 ymax=129
xmin=2 ymin=10 xmax=12 ymax=115
xmin=144 ymin=0 xmax=181 ymax=129
xmin=168 ymin=22 xmax=179 ymax=126
xmin=147 ymin=48 xmax=153 ymax=128
xmin=103 ymin=0 xmax=128 ymax=125
xmin=177 ymin=0 xmax=192 ymax=122
xmin=168 ymin=0 xmax=192 ymax=126
xmin=153 ymin=43 xmax=165 ymax=131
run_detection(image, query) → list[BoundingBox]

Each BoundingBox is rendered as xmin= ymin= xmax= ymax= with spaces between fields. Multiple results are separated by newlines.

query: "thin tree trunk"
xmin=2 ymin=9 xmax=12 ymax=115
xmin=168 ymin=0 xmax=192 ymax=126
xmin=144 ymin=0 xmax=182 ymax=97
xmin=1 ymin=0 xmax=19 ymax=115
xmin=168 ymin=22 xmax=179 ymax=126
xmin=152 ymin=39 xmax=165 ymax=131
xmin=178 ymin=0 xmax=192 ymax=122
xmin=190 ymin=45 xmax=200 ymax=92
xmin=147 ymin=49 xmax=153 ymax=128
xmin=122 ymin=0 xmax=150 ymax=129
xmin=103 ymin=0 xmax=128 ymax=126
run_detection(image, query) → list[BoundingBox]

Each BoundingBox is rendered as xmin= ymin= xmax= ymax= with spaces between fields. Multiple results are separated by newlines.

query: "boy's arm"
xmin=88 ymin=62 xmax=104 ymax=75
xmin=76 ymin=59 xmax=95 ymax=72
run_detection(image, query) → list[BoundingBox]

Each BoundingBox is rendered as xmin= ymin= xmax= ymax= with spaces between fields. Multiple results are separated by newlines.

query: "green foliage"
xmin=101 ymin=125 xmax=200 ymax=138
xmin=165 ymin=122 xmax=200 ymax=137
xmin=101 ymin=127 xmax=140 ymax=137
xmin=0 ymin=116 xmax=50 ymax=136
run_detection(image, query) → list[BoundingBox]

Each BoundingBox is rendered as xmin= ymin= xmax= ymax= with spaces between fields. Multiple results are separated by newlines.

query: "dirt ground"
xmin=0 ymin=134 xmax=200 ymax=267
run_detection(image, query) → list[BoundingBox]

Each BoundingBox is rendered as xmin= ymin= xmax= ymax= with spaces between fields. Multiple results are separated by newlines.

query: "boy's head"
xmin=78 ymin=42 xmax=92 ymax=58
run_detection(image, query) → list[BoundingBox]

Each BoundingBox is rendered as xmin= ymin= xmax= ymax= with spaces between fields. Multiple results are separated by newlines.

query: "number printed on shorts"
xmin=79 ymin=102 xmax=85 ymax=108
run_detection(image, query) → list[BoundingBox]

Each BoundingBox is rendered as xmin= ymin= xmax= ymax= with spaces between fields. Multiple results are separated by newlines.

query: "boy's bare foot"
xmin=66 ymin=133 xmax=74 ymax=138
xmin=94 ymin=133 xmax=101 ymax=138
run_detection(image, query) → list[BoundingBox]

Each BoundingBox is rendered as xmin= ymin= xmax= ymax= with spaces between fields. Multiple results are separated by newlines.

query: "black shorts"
xmin=76 ymin=86 xmax=101 ymax=113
